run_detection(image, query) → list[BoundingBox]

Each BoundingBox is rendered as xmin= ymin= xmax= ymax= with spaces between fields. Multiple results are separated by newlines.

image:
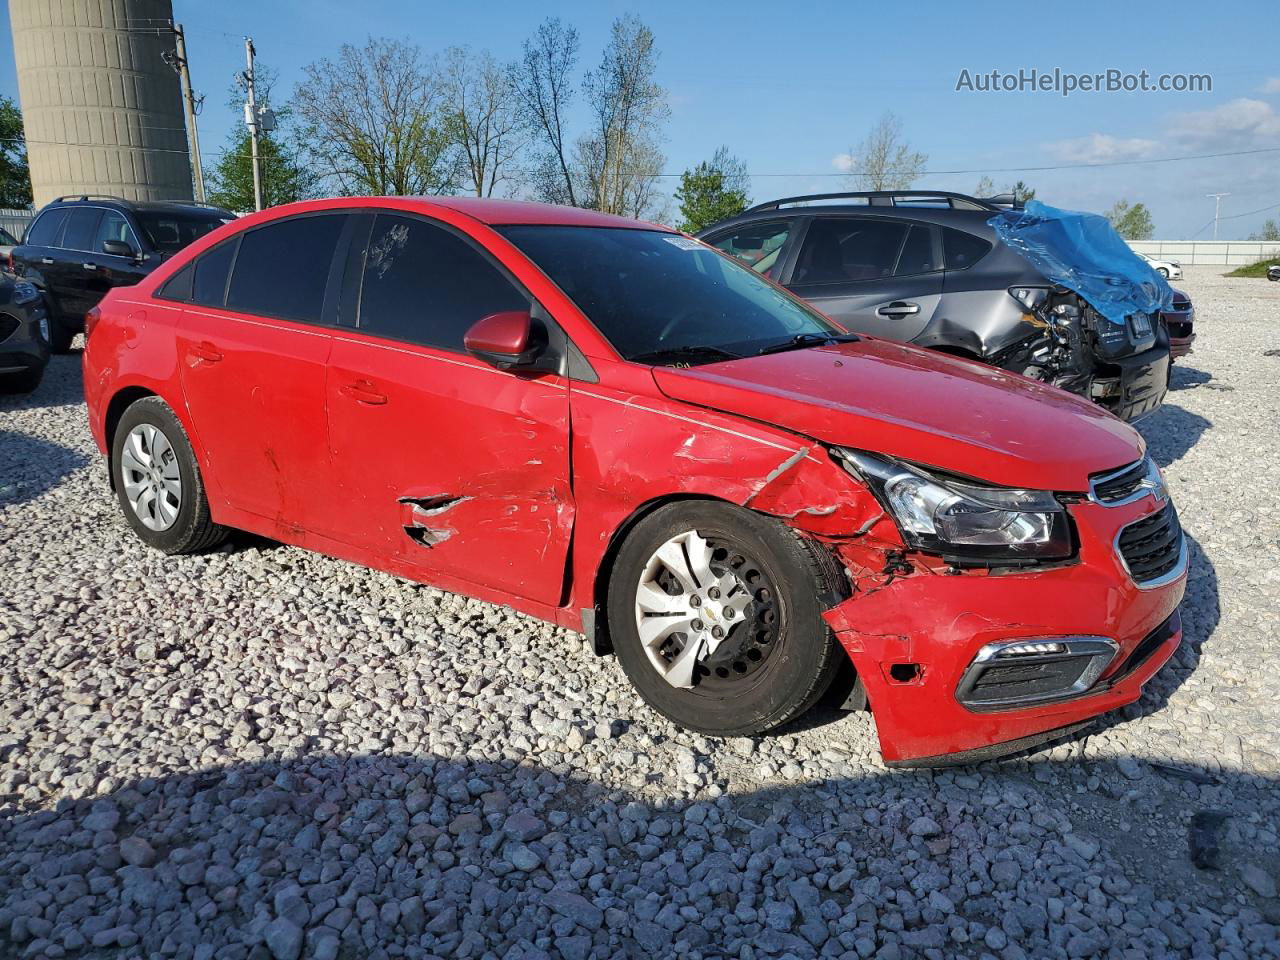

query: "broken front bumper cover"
xmin=1090 ymin=342 xmax=1170 ymax=421
xmin=821 ymin=499 xmax=1186 ymax=764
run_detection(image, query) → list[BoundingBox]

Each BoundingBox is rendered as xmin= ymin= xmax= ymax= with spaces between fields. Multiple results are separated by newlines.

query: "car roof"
xmin=699 ymin=203 xmax=999 ymax=237
xmin=412 ymin=196 xmax=667 ymax=230
xmin=46 ymin=196 xmax=233 ymax=217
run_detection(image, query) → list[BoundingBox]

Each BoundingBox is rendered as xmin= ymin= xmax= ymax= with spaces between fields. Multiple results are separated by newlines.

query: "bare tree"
xmin=971 ymin=175 xmax=995 ymax=198
xmin=294 ymin=38 xmax=459 ymax=195
xmin=846 ymin=113 xmax=927 ymax=191
xmin=511 ymin=18 xmax=580 ymax=205
xmin=442 ymin=47 xmax=526 ymax=197
xmin=576 ymin=15 xmax=669 ymax=218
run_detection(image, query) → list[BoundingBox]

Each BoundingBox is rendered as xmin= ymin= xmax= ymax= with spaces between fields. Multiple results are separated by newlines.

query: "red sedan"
xmin=82 ymin=197 xmax=1186 ymax=765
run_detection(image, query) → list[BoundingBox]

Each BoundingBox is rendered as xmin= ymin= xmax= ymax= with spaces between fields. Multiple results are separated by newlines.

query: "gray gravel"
xmin=2 ymin=266 xmax=1278 ymax=959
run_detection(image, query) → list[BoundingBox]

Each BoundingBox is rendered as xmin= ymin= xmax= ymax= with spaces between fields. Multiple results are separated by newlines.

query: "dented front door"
xmin=324 ymin=334 xmax=573 ymax=606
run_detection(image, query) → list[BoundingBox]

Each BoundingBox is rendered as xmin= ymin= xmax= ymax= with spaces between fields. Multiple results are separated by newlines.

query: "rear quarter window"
xmin=943 ymin=227 xmax=993 ymax=270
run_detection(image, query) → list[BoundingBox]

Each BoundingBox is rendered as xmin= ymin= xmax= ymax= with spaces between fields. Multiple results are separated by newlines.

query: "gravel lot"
xmin=2 ymin=266 xmax=1278 ymax=959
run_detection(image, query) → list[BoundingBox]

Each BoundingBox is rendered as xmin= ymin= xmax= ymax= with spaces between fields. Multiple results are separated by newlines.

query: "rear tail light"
xmin=84 ymin=305 xmax=102 ymax=340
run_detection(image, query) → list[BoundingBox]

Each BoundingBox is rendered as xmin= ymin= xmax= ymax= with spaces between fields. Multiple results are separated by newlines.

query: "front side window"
xmin=357 ymin=214 xmax=528 ymax=351
xmin=136 ymin=211 xmax=232 ymax=256
xmin=94 ymin=210 xmax=138 ymax=255
xmin=227 ymin=215 xmax=344 ymax=323
xmin=62 ymin=208 xmax=103 ymax=252
xmin=709 ymin=221 xmax=791 ymax=278
xmin=499 ymin=226 xmax=840 ymax=364
xmin=792 ymin=217 xmax=910 ymax=285
xmin=25 ymin=209 xmax=68 ymax=247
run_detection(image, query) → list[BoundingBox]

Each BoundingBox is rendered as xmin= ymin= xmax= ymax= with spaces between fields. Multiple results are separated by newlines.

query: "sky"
xmin=2 ymin=0 xmax=1278 ymax=239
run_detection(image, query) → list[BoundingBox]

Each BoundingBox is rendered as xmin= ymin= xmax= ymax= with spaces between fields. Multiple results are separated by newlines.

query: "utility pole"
xmin=243 ymin=37 xmax=262 ymax=212
xmin=1206 ymin=193 xmax=1229 ymax=241
xmin=164 ymin=23 xmax=205 ymax=203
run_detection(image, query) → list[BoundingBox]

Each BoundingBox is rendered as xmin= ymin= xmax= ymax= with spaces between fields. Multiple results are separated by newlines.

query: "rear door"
xmin=173 ymin=212 xmax=348 ymax=531
xmin=13 ymin=207 xmax=69 ymax=292
xmin=324 ymin=211 xmax=573 ymax=606
xmin=784 ymin=216 xmax=943 ymax=340
xmin=53 ymin=207 xmax=107 ymax=320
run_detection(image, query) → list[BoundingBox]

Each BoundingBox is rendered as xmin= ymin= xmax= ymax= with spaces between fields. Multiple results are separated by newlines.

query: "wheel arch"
xmin=103 ymin=386 xmax=159 ymax=490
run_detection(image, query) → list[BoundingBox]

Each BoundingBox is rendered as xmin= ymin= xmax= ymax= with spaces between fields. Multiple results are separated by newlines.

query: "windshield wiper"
xmin=631 ymin=344 xmax=743 ymax=366
xmin=757 ymin=332 xmax=859 ymax=356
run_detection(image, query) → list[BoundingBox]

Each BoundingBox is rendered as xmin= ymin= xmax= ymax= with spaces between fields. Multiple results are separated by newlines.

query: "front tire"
xmin=111 ymin=397 xmax=228 ymax=554
xmin=607 ymin=501 xmax=847 ymax=736
xmin=44 ymin=296 xmax=76 ymax=354
xmin=1156 ymin=267 xmax=1169 ymax=279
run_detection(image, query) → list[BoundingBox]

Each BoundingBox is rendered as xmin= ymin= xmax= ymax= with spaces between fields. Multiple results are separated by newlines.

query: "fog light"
xmin=956 ymin=636 xmax=1118 ymax=711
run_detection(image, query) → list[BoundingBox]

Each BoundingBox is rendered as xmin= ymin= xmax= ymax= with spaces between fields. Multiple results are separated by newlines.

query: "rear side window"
xmin=26 ymin=209 xmax=68 ymax=247
xmin=62 ymin=208 xmax=104 ymax=251
xmin=793 ymin=217 xmax=910 ymax=285
xmin=358 ymin=214 xmax=528 ymax=351
xmin=943 ymin=228 xmax=993 ymax=270
xmin=709 ymin=221 xmax=791 ymax=279
xmin=227 ymin=215 xmax=345 ymax=323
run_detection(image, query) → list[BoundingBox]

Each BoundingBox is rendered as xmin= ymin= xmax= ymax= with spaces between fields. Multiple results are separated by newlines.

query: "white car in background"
xmin=1138 ymin=252 xmax=1182 ymax=280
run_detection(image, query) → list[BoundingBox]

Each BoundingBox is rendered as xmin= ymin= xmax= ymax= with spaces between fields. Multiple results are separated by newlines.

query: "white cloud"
xmin=1259 ymin=77 xmax=1280 ymax=95
xmin=1042 ymin=133 xmax=1160 ymax=163
xmin=831 ymin=152 xmax=855 ymax=173
xmin=1167 ymin=97 xmax=1280 ymax=148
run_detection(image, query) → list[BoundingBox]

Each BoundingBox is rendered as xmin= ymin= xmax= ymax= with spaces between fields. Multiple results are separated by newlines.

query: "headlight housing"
xmin=11 ymin=281 xmax=39 ymax=305
xmin=835 ymin=449 xmax=1074 ymax=564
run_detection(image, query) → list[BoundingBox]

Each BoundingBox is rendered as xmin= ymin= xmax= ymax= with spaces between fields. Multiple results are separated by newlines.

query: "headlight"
xmin=1008 ymin=286 xmax=1050 ymax=313
xmin=39 ymin=316 xmax=49 ymax=343
xmin=12 ymin=281 xmax=39 ymax=305
xmin=835 ymin=450 xmax=1074 ymax=563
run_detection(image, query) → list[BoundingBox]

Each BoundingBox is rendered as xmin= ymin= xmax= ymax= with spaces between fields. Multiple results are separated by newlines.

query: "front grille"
xmin=1090 ymin=460 xmax=1148 ymax=504
xmin=1171 ymin=295 xmax=1191 ymax=310
xmin=0 ymin=313 xmax=18 ymax=342
xmin=1167 ymin=320 xmax=1193 ymax=338
xmin=1117 ymin=503 xmax=1184 ymax=586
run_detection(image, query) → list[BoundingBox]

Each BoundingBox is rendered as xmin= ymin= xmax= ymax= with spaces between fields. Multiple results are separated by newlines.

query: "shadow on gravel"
xmin=1137 ymin=400 xmax=1212 ymax=470
xmin=0 ymin=353 xmax=85 ymax=412
xmin=1 ymin=750 xmax=1277 ymax=959
xmin=1168 ymin=364 xmax=1212 ymax=391
xmin=0 ymin=430 xmax=87 ymax=509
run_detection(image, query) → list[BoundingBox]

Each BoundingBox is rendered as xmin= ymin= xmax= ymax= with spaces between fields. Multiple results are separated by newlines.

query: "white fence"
xmin=1129 ymin=240 xmax=1280 ymax=266
xmin=0 ymin=207 xmax=35 ymax=241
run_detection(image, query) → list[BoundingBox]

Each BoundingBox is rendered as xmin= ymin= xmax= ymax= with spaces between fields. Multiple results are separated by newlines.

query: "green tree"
xmin=1105 ymin=200 xmax=1154 ymax=240
xmin=1008 ymin=180 xmax=1036 ymax=203
xmin=675 ymin=147 xmax=750 ymax=233
xmin=0 ymin=96 xmax=33 ymax=208
xmin=1248 ymin=218 xmax=1280 ymax=241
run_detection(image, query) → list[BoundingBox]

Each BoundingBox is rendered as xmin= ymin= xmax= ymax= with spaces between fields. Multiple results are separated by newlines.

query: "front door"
xmin=325 ymin=212 xmax=573 ymax=607
xmin=175 ymin=213 xmax=348 ymax=530
xmin=785 ymin=216 xmax=943 ymax=341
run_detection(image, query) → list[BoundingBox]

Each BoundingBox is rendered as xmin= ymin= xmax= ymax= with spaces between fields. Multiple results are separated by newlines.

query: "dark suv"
xmin=11 ymin=195 xmax=234 ymax=352
xmin=698 ymin=191 xmax=1170 ymax=421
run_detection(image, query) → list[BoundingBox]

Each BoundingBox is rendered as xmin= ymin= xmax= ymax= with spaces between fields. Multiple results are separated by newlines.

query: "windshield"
xmin=498 ymin=226 xmax=841 ymax=364
xmin=136 ymin=211 xmax=232 ymax=256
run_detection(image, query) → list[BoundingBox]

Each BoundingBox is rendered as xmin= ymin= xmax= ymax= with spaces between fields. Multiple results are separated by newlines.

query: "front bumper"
xmin=1163 ymin=306 xmax=1195 ymax=361
xmin=822 ymin=495 xmax=1186 ymax=764
xmin=0 ymin=300 xmax=50 ymax=374
xmin=1090 ymin=342 xmax=1170 ymax=421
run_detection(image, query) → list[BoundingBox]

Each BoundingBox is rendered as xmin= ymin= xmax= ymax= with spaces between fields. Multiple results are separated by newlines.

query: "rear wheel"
xmin=111 ymin=397 xmax=228 ymax=554
xmin=608 ymin=501 xmax=846 ymax=736
xmin=44 ymin=296 xmax=76 ymax=354
xmin=1156 ymin=267 xmax=1169 ymax=279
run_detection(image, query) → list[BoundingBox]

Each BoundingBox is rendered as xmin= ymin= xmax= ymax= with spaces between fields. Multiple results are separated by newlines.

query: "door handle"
xmin=40 ymin=257 xmax=54 ymax=265
xmin=189 ymin=341 xmax=223 ymax=363
xmin=82 ymin=263 xmax=99 ymax=271
xmin=876 ymin=301 xmax=921 ymax=318
xmin=340 ymin=380 xmax=388 ymax=405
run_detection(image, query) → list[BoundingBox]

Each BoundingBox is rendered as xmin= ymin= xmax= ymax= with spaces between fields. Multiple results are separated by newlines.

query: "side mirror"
xmin=102 ymin=239 xmax=136 ymax=259
xmin=464 ymin=310 xmax=545 ymax=369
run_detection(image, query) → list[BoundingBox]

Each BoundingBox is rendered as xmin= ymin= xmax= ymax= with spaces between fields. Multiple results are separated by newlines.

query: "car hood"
xmin=651 ymin=338 xmax=1144 ymax=492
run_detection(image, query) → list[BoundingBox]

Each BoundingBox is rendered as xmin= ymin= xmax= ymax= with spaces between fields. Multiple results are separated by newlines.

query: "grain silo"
xmin=9 ymin=0 xmax=194 ymax=208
